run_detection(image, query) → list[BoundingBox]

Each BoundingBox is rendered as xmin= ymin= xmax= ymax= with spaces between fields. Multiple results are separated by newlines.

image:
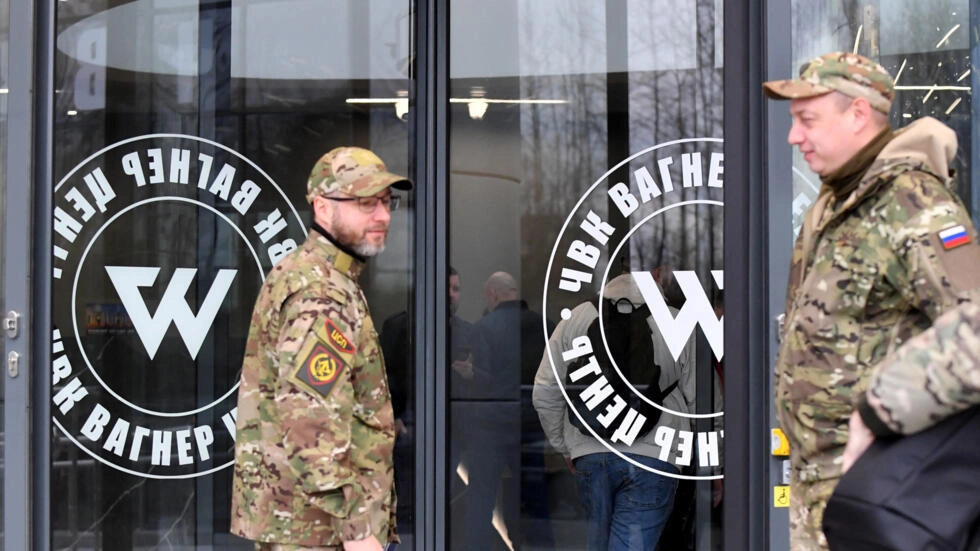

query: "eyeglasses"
xmin=324 ymin=194 xmax=401 ymax=213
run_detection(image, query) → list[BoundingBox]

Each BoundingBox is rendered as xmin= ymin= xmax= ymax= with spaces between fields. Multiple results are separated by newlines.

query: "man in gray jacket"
xmin=532 ymin=272 xmax=706 ymax=550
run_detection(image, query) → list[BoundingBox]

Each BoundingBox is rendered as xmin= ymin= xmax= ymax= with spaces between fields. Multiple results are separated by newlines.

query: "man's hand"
xmin=343 ymin=535 xmax=384 ymax=551
xmin=451 ymin=355 xmax=474 ymax=380
xmin=394 ymin=418 xmax=408 ymax=436
xmin=842 ymin=410 xmax=875 ymax=473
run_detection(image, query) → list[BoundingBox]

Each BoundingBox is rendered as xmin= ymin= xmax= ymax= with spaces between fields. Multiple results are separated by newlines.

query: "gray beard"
xmin=331 ymin=209 xmax=386 ymax=257
xmin=352 ymin=242 xmax=385 ymax=257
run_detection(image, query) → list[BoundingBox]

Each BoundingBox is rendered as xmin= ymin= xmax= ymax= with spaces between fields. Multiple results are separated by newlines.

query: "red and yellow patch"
xmin=294 ymin=343 xmax=345 ymax=397
xmin=324 ymin=320 xmax=355 ymax=354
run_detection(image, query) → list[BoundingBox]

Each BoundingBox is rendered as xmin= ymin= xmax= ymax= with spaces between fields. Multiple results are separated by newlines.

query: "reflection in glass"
xmin=788 ymin=0 xmax=973 ymax=235
xmin=449 ymin=1 xmax=723 ymax=549
xmin=51 ymin=1 xmax=413 ymax=548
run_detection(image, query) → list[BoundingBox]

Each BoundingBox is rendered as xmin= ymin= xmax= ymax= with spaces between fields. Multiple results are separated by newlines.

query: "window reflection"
xmin=788 ymin=0 xmax=973 ymax=235
xmin=51 ymin=1 xmax=413 ymax=548
xmin=449 ymin=1 xmax=723 ymax=549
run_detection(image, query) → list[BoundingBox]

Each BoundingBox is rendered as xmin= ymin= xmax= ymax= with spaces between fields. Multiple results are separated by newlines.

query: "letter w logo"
xmin=632 ymin=270 xmax=723 ymax=362
xmin=105 ymin=266 xmax=238 ymax=360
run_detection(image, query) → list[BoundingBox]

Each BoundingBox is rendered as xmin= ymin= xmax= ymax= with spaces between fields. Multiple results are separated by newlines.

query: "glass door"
xmin=446 ymin=1 xmax=724 ymax=549
xmin=781 ymin=1 xmax=976 ymax=233
xmin=764 ymin=2 xmax=978 ymax=550
xmin=50 ymin=1 xmax=415 ymax=548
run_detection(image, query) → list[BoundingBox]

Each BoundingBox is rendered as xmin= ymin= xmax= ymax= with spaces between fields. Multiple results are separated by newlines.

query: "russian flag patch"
xmin=938 ymin=224 xmax=971 ymax=250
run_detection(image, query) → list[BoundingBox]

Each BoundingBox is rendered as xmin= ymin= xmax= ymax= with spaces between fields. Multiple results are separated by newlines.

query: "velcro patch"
xmin=939 ymin=224 xmax=971 ymax=250
xmin=324 ymin=320 xmax=355 ymax=354
xmin=293 ymin=343 xmax=345 ymax=398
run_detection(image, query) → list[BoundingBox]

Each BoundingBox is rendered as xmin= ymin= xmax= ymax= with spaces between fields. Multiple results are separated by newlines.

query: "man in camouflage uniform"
xmin=764 ymin=52 xmax=980 ymax=550
xmin=231 ymin=146 xmax=412 ymax=551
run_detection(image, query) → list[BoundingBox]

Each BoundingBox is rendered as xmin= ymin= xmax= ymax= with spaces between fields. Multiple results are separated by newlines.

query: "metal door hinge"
xmin=4 ymin=310 xmax=20 ymax=339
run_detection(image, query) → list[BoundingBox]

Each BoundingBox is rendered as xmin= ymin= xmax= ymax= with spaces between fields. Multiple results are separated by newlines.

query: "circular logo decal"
xmin=51 ymin=134 xmax=306 ymax=478
xmin=543 ymin=138 xmax=724 ymax=481
xmin=310 ymin=352 xmax=340 ymax=384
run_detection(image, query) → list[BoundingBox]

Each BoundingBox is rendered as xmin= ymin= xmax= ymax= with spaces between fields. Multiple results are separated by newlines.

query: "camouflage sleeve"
xmin=858 ymin=302 xmax=980 ymax=436
xmin=859 ymin=173 xmax=980 ymax=436
xmin=884 ymin=172 xmax=980 ymax=318
xmin=275 ymin=290 xmax=373 ymax=539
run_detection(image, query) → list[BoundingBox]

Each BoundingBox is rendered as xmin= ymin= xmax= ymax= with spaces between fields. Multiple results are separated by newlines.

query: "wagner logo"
xmin=309 ymin=350 xmax=341 ymax=384
xmin=50 ymin=134 xmax=306 ymax=479
xmin=106 ymin=266 xmax=238 ymax=360
xmin=543 ymin=138 xmax=724 ymax=481
xmin=325 ymin=320 xmax=354 ymax=353
xmin=633 ymin=270 xmax=723 ymax=362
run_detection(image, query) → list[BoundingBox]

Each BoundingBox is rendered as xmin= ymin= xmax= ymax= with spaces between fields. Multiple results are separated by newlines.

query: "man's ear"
xmin=849 ymin=97 xmax=875 ymax=132
xmin=311 ymin=195 xmax=333 ymax=228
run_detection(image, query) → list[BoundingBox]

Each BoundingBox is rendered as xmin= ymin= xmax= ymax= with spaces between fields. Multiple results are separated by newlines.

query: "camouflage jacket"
xmin=858 ymin=300 xmax=980 ymax=436
xmin=231 ymin=228 xmax=396 ymax=547
xmin=775 ymin=117 xmax=980 ymax=483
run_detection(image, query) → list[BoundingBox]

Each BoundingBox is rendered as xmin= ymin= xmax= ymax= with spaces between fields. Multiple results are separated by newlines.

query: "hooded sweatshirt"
xmin=775 ymin=116 xmax=980 ymax=484
xmin=532 ymin=273 xmax=721 ymax=468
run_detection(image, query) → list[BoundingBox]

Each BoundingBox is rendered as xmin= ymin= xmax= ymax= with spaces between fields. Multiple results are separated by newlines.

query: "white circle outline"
xmin=52 ymin=133 xmax=306 ymax=478
xmin=71 ymin=196 xmax=263 ymax=417
xmin=541 ymin=137 xmax=724 ymax=480
xmin=52 ymin=417 xmax=235 ymax=480
xmin=53 ymin=133 xmax=305 ymax=229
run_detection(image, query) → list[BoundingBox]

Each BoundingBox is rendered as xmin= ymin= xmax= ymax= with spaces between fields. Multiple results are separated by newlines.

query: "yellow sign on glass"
xmin=774 ymin=485 xmax=791 ymax=508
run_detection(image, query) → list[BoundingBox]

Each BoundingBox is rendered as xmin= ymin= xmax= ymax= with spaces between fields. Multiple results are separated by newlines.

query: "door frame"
xmin=722 ymin=0 xmax=771 ymax=549
xmin=761 ymin=2 xmax=795 ymax=550
xmin=415 ymin=0 xmax=450 ymax=547
xmin=3 ymin=0 xmax=54 ymax=549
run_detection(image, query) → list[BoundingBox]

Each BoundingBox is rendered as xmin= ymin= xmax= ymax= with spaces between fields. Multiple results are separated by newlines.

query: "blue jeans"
xmin=573 ymin=453 xmax=679 ymax=551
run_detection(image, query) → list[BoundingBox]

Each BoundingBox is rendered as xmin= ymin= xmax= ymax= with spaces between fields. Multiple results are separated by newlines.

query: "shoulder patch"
xmin=939 ymin=224 xmax=971 ymax=250
xmin=324 ymin=319 xmax=355 ymax=354
xmin=292 ymin=342 xmax=345 ymax=398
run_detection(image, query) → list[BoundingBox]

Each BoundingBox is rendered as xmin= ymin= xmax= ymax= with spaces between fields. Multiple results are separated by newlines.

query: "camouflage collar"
xmin=829 ymin=156 xmax=929 ymax=222
xmin=307 ymin=225 xmax=364 ymax=279
xmin=822 ymin=127 xmax=893 ymax=201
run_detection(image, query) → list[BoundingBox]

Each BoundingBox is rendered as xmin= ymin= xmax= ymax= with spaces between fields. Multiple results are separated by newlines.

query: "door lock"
xmin=4 ymin=310 xmax=20 ymax=339
xmin=7 ymin=350 xmax=19 ymax=378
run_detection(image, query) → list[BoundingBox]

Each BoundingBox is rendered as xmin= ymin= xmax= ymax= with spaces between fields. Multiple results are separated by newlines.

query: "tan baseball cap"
xmin=763 ymin=52 xmax=895 ymax=114
xmin=306 ymin=146 xmax=413 ymax=204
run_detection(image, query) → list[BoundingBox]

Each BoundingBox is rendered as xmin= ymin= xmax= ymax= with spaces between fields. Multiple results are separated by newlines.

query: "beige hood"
xmin=603 ymin=272 xmax=657 ymax=306
xmin=877 ymin=116 xmax=958 ymax=187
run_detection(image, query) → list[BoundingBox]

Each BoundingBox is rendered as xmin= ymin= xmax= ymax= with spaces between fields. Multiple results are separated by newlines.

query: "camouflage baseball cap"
xmin=763 ymin=52 xmax=895 ymax=113
xmin=306 ymin=146 xmax=412 ymax=203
